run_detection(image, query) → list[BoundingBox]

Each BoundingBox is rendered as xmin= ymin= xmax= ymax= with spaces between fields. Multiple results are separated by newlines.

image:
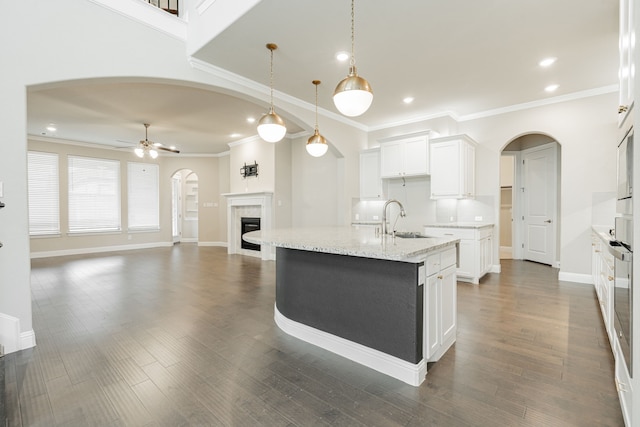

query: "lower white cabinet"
xmin=424 ymin=225 xmax=494 ymax=284
xmin=591 ymin=231 xmax=615 ymax=344
xmin=614 ymin=336 xmax=633 ymax=427
xmin=423 ymin=246 xmax=457 ymax=361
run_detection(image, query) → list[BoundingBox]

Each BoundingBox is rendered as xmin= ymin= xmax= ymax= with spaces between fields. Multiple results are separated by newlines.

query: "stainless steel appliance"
xmin=612 ymin=121 xmax=634 ymax=377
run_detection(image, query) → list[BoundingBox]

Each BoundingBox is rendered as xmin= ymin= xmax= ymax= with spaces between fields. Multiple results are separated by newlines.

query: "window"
xmin=68 ymin=156 xmax=121 ymax=233
xmin=128 ymin=162 xmax=159 ymax=230
xmin=27 ymin=151 xmax=60 ymax=235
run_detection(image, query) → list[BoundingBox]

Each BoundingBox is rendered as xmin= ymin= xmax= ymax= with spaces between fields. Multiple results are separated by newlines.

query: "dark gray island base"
xmin=276 ymin=247 xmax=423 ymax=363
xmin=244 ymin=227 xmax=459 ymax=386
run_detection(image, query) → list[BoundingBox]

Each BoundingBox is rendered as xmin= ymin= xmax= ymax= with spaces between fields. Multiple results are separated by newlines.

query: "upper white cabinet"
xmin=430 ymin=135 xmax=476 ymax=199
xmin=380 ymin=135 xmax=429 ymax=178
xmin=359 ymin=149 xmax=383 ymax=199
xmin=618 ymin=0 xmax=635 ymax=126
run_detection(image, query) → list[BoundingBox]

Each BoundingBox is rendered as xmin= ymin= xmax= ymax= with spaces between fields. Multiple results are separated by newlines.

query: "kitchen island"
xmin=243 ymin=227 xmax=459 ymax=386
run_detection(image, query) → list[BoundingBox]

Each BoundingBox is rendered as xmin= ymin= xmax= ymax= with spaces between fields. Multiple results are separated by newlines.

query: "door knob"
xmin=544 ymin=219 xmax=552 ymax=223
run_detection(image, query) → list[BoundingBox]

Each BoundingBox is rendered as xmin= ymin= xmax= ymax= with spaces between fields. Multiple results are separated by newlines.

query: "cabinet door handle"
xmin=608 ymin=276 xmax=614 ymax=282
xmin=437 ymin=275 xmax=443 ymax=279
xmin=619 ymin=105 xmax=629 ymax=114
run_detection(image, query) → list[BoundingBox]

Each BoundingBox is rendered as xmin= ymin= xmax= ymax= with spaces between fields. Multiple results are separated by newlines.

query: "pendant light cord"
xmin=350 ymin=0 xmax=356 ymax=67
xmin=315 ymin=83 xmax=319 ymax=131
xmin=269 ymin=47 xmax=275 ymax=111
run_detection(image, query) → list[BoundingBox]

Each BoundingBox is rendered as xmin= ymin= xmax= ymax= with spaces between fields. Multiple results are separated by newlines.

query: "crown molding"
xmin=188 ymin=57 xmax=369 ymax=132
xmin=457 ymin=85 xmax=618 ymax=122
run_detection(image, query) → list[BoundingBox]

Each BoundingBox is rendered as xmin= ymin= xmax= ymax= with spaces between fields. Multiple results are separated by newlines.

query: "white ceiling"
xmin=27 ymin=0 xmax=619 ymax=155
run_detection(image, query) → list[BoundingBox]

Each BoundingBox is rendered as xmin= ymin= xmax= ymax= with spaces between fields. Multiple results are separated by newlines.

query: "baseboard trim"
xmin=558 ymin=271 xmax=593 ymax=285
xmin=30 ymin=242 xmax=173 ymax=259
xmin=0 ymin=313 xmax=20 ymax=354
xmin=490 ymin=264 xmax=501 ymax=273
xmin=274 ymin=305 xmax=426 ymax=386
xmin=197 ymin=241 xmax=227 ymax=247
xmin=20 ymin=330 xmax=36 ymax=350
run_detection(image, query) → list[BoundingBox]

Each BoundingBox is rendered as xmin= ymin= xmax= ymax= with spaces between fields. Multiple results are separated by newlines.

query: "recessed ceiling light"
xmin=46 ymin=124 xmax=57 ymax=132
xmin=247 ymin=117 xmax=256 ymax=123
xmin=336 ymin=51 xmax=349 ymax=62
xmin=539 ymin=57 xmax=557 ymax=67
xmin=403 ymin=97 xmax=414 ymax=104
xmin=230 ymin=133 xmax=241 ymax=138
xmin=169 ymin=145 xmax=177 ymax=150
xmin=545 ymin=84 xmax=559 ymax=92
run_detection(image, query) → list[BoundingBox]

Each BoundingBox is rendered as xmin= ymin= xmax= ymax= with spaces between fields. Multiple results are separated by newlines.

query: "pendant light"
xmin=333 ymin=0 xmax=373 ymax=117
xmin=257 ymin=43 xmax=287 ymax=143
xmin=306 ymin=80 xmax=329 ymax=157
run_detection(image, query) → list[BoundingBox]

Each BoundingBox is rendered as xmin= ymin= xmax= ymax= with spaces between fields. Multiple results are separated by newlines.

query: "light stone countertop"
xmin=423 ymin=222 xmax=494 ymax=229
xmin=243 ymin=227 xmax=459 ymax=262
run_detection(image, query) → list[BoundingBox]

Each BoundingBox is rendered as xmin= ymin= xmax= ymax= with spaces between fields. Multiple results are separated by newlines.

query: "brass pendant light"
xmin=306 ymin=80 xmax=328 ymax=157
xmin=333 ymin=0 xmax=373 ymax=117
xmin=257 ymin=43 xmax=287 ymax=143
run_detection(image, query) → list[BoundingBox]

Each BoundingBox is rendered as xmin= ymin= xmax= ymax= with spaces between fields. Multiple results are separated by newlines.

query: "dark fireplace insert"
xmin=241 ymin=217 xmax=261 ymax=251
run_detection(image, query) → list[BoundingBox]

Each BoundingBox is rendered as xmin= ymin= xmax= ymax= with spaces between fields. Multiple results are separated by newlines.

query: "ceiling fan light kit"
xmin=135 ymin=123 xmax=179 ymax=158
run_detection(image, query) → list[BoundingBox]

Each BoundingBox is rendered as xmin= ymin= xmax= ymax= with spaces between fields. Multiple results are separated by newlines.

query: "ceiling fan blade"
xmin=157 ymin=146 xmax=180 ymax=154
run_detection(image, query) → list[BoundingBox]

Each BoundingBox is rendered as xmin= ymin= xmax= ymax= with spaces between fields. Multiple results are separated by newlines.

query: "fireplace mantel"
xmin=222 ymin=192 xmax=273 ymax=260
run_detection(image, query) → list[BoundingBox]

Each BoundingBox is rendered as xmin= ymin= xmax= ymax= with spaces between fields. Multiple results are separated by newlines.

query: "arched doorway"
xmin=500 ymin=134 xmax=561 ymax=267
xmin=171 ymin=169 xmax=199 ymax=243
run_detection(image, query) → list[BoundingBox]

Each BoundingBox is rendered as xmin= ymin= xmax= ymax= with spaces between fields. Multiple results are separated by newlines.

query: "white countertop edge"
xmin=423 ymin=222 xmax=494 ymax=229
xmin=244 ymin=228 xmax=459 ymax=262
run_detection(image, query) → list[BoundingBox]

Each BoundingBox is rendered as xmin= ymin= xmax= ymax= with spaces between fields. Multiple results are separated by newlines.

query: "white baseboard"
xmin=558 ymin=271 xmax=593 ymax=285
xmin=274 ymin=305 xmax=427 ymax=386
xmin=0 ymin=313 xmax=36 ymax=354
xmin=197 ymin=241 xmax=227 ymax=247
xmin=20 ymin=330 xmax=37 ymax=350
xmin=179 ymin=238 xmax=198 ymax=243
xmin=31 ymin=241 xmax=173 ymax=259
xmin=490 ymin=264 xmax=501 ymax=273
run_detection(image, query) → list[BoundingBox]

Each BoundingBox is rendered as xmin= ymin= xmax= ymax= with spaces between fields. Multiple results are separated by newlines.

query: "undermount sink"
xmin=393 ymin=231 xmax=430 ymax=239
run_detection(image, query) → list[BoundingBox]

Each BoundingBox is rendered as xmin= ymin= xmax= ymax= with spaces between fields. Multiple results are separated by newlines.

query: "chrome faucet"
xmin=382 ymin=199 xmax=406 ymax=235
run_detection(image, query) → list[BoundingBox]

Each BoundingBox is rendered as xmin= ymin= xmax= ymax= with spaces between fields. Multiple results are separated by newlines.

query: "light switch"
xmin=0 ymin=181 xmax=3 ymax=197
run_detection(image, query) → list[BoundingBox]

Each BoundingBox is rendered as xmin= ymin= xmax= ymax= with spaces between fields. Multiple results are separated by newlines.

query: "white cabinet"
xmin=618 ymin=0 xmax=635 ymax=126
xmin=380 ymin=135 xmax=429 ymax=178
xmin=614 ymin=336 xmax=633 ymax=427
xmin=423 ymin=246 xmax=457 ymax=362
xmin=424 ymin=225 xmax=493 ymax=284
xmin=359 ymin=149 xmax=383 ymax=199
xmin=430 ymin=135 xmax=476 ymax=199
xmin=591 ymin=231 xmax=615 ymax=345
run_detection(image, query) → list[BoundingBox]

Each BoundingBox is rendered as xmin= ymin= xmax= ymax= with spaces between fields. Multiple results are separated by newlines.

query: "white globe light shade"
xmin=149 ymin=149 xmax=158 ymax=159
xmin=333 ymin=67 xmax=373 ymax=117
xmin=134 ymin=147 xmax=144 ymax=158
xmin=257 ymin=111 xmax=287 ymax=143
xmin=306 ymin=130 xmax=328 ymax=157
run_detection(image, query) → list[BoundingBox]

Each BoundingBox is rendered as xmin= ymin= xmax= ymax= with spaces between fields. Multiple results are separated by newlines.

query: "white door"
xmin=522 ymin=144 xmax=557 ymax=265
xmin=171 ymin=176 xmax=181 ymax=242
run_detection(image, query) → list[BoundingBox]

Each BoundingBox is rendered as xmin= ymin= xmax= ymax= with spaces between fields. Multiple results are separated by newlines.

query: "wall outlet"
xmin=355 ymin=213 xmax=360 ymax=220
xmin=475 ymin=216 xmax=483 ymax=221
xmin=127 ymin=234 xmax=132 ymax=240
xmin=373 ymin=215 xmax=379 ymax=220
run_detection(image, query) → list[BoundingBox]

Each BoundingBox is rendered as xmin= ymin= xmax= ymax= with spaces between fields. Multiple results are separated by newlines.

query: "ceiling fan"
xmin=134 ymin=123 xmax=180 ymax=158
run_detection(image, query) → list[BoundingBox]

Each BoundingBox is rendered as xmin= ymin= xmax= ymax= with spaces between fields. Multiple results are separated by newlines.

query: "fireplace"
xmin=241 ymin=217 xmax=261 ymax=251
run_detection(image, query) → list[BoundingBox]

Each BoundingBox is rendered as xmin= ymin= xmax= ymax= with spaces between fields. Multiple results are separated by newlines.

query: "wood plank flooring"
xmin=3 ymin=245 xmax=623 ymax=426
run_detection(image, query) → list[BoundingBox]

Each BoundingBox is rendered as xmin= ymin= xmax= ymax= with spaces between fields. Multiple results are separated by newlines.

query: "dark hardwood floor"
xmin=3 ymin=245 xmax=623 ymax=426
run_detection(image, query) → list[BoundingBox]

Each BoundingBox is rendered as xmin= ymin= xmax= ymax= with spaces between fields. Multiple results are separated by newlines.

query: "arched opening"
xmin=500 ymin=133 xmax=561 ymax=267
xmin=171 ymin=169 xmax=198 ymax=243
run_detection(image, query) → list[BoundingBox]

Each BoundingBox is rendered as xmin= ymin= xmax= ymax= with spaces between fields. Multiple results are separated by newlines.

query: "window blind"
xmin=27 ymin=151 xmax=60 ymax=235
xmin=128 ymin=162 xmax=159 ymax=230
xmin=68 ymin=156 xmax=121 ymax=233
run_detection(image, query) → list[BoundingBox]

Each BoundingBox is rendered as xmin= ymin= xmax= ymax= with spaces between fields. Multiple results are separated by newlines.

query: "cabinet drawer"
xmin=425 ymin=252 xmax=441 ymax=276
xmin=424 ymin=227 xmax=475 ymax=240
xmin=478 ymin=227 xmax=492 ymax=239
xmin=441 ymin=247 xmax=457 ymax=269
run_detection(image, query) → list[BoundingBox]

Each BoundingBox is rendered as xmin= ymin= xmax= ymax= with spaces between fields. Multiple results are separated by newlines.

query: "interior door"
xmin=522 ymin=144 xmax=557 ymax=265
xmin=171 ymin=176 xmax=181 ymax=243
